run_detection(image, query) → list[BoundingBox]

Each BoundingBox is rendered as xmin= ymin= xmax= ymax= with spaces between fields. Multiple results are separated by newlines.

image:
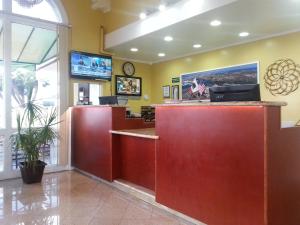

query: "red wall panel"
xmin=112 ymin=135 xmax=156 ymax=191
xmin=72 ymin=106 xmax=113 ymax=180
xmin=155 ymin=106 xmax=265 ymax=225
xmin=72 ymin=106 xmax=154 ymax=182
xmin=266 ymin=107 xmax=300 ymax=225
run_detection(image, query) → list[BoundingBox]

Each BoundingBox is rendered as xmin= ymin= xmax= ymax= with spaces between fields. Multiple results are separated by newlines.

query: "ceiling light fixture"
xmin=193 ymin=44 xmax=202 ymax=48
xmin=159 ymin=4 xmax=166 ymax=11
xmin=164 ymin=36 xmax=173 ymax=42
xmin=158 ymin=53 xmax=166 ymax=57
xmin=139 ymin=12 xmax=147 ymax=19
xmin=130 ymin=48 xmax=139 ymax=52
xmin=239 ymin=32 xmax=250 ymax=37
xmin=210 ymin=20 xmax=222 ymax=27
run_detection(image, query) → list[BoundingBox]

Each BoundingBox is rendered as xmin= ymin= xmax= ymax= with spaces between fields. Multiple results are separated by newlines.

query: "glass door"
xmin=0 ymin=19 xmax=5 ymax=174
xmin=0 ymin=19 xmax=60 ymax=179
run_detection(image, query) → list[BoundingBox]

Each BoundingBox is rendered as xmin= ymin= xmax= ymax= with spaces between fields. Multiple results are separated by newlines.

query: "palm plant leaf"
xmin=11 ymin=82 xmax=59 ymax=168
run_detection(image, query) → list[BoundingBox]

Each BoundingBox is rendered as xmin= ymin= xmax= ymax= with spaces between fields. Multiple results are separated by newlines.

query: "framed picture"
xmin=172 ymin=85 xmax=179 ymax=100
xmin=181 ymin=62 xmax=259 ymax=100
xmin=115 ymin=75 xmax=142 ymax=96
xmin=163 ymin=85 xmax=170 ymax=98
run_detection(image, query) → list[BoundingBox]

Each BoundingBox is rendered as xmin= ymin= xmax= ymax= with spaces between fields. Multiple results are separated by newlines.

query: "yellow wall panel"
xmin=151 ymin=32 xmax=300 ymax=122
xmin=61 ymin=1 xmax=300 ymax=122
xmin=111 ymin=59 xmax=153 ymax=113
xmin=61 ymin=0 xmax=104 ymax=53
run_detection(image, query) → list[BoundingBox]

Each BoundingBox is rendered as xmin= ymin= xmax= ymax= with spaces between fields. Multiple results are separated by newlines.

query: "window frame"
xmin=1 ymin=0 xmax=68 ymax=26
xmin=0 ymin=1 xmax=69 ymax=179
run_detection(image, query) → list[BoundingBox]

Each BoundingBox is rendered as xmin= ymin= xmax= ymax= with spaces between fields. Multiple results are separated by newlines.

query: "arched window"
xmin=1 ymin=0 xmax=68 ymax=24
xmin=0 ymin=0 xmax=69 ymax=179
xmin=12 ymin=0 xmax=61 ymax=22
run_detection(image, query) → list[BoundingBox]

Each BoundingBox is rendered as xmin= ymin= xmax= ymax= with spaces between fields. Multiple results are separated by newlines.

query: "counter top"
xmin=110 ymin=128 xmax=159 ymax=140
xmin=72 ymin=105 xmax=125 ymax=108
xmin=153 ymin=101 xmax=287 ymax=107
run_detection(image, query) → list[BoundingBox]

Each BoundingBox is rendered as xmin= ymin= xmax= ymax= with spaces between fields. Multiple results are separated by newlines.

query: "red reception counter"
xmin=71 ymin=106 xmax=154 ymax=181
xmin=155 ymin=102 xmax=300 ymax=225
xmin=71 ymin=102 xmax=300 ymax=225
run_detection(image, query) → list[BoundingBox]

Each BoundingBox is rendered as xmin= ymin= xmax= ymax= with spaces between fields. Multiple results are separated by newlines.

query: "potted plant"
xmin=12 ymin=85 xmax=58 ymax=184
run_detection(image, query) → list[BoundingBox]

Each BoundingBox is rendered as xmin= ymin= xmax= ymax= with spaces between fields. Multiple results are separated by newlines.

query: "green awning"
xmin=0 ymin=22 xmax=57 ymax=65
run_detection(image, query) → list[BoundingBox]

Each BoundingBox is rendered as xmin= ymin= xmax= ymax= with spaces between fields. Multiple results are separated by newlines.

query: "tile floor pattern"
xmin=0 ymin=171 xmax=194 ymax=225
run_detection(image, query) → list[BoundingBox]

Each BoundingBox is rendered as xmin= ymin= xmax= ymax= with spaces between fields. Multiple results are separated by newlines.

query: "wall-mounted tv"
xmin=115 ymin=75 xmax=142 ymax=96
xmin=70 ymin=51 xmax=112 ymax=80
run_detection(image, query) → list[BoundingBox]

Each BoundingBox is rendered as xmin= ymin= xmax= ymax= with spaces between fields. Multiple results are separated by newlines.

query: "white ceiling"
xmin=91 ymin=0 xmax=111 ymax=12
xmin=104 ymin=0 xmax=300 ymax=64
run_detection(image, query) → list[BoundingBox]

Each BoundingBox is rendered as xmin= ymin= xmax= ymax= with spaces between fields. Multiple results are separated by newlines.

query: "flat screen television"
xmin=115 ymin=75 xmax=142 ymax=96
xmin=209 ymin=84 xmax=260 ymax=102
xmin=70 ymin=51 xmax=112 ymax=80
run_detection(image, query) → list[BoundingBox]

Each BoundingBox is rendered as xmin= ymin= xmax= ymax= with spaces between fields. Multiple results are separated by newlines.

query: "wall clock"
xmin=122 ymin=62 xmax=135 ymax=76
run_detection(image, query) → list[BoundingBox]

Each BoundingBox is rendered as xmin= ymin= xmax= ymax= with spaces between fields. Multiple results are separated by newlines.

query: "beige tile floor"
xmin=0 ymin=171 xmax=194 ymax=225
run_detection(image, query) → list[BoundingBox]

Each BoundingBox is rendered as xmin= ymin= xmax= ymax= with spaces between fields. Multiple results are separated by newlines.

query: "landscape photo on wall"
xmin=181 ymin=62 xmax=259 ymax=100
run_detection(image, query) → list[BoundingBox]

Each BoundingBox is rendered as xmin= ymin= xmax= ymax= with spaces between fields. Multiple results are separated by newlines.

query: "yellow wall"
xmin=151 ymin=32 xmax=300 ymax=122
xmin=62 ymin=0 xmax=152 ymax=113
xmin=68 ymin=58 xmax=152 ymax=113
xmin=110 ymin=59 xmax=153 ymax=113
xmin=61 ymin=0 xmax=107 ymax=105
xmin=61 ymin=0 xmax=104 ymax=53
xmin=61 ymin=1 xmax=300 ymax=121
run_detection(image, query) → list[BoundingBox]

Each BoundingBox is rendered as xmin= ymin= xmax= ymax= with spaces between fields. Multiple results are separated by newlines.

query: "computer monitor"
xmin=209 ymin=84 xmax=260 ymax=102
xmin=117 ymin=96 xmax=128 ymax=106
xmin=99 ymin=96 xmax=118 ymax=105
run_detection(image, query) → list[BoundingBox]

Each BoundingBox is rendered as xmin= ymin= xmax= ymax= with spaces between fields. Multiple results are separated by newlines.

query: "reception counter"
xmin=71 ymin=106 xmax=154 ymax=181
xmin=71 ymin=102 xmax=300 ymax=225
xmin=155 ymin=101 xmax=300 ymax=225
xmin=111 ymin=128 xmax=157 ymax=191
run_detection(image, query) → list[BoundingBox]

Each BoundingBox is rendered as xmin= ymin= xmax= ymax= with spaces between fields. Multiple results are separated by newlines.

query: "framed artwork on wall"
xmin=163 ymin=85 xmax=170 ymax=98
xmin=181 ymin=62 xmax=259 ymax=100
xmin=172 ymin=85 xmax=179 ymax=100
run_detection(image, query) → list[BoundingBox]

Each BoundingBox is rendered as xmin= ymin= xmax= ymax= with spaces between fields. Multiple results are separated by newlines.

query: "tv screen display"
xmin=115 ymin=75 xmax=142 ymax=96
xmin=70 ymin=51 xmax=112 ymax=80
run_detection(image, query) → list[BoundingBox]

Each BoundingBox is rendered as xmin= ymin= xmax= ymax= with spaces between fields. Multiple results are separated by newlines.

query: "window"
xmin=0 ymin=20 xmax=3 ymax=129
xmin=10 ymin=22 xmax=59 ymax=169
xmin=12 ymin=0 xmax=62 ymax=23
xmin=0 ymin=136 xmax=3 ymax=172
xmin=0 ymin=0 xmax=68 ymax=178
xmin=11 ymin=23 xmax=58 ymax=127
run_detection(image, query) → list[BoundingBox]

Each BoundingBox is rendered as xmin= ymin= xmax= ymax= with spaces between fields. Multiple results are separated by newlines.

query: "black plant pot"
xmin=19 ymin=160 xmax=47 ymax=184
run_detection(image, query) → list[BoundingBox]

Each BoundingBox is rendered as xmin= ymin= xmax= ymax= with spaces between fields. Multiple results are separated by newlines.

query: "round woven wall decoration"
xmin=264 ymin=59 xmax=300 ymax=96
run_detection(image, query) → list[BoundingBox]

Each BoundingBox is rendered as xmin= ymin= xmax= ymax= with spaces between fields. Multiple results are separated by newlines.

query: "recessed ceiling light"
xmin=193 ymin=44 xmax=202 ymax=48
xmin=164 ymin=36 xmax=173 ymax=42
xmin=239 ymin=32 xmax=249 ymax=37
xmin=159 ymin=4 xmax=166 ymax=11
xmin=158 ymin=53 xmax=166 ymax=57
xmin=210 ymin=20 xmax=222 ymax=27
xmin=130 ymin=48 xmax=138 ymax=52
xmin=139 ymin=12 xmax=147 ymax=19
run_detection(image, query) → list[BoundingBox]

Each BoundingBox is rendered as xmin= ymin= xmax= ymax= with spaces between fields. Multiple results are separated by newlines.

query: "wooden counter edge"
xmin=152 ymin=101 xmax=287 ymax=107
xmin=110 ymin=130 xmax=159 ymax=140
